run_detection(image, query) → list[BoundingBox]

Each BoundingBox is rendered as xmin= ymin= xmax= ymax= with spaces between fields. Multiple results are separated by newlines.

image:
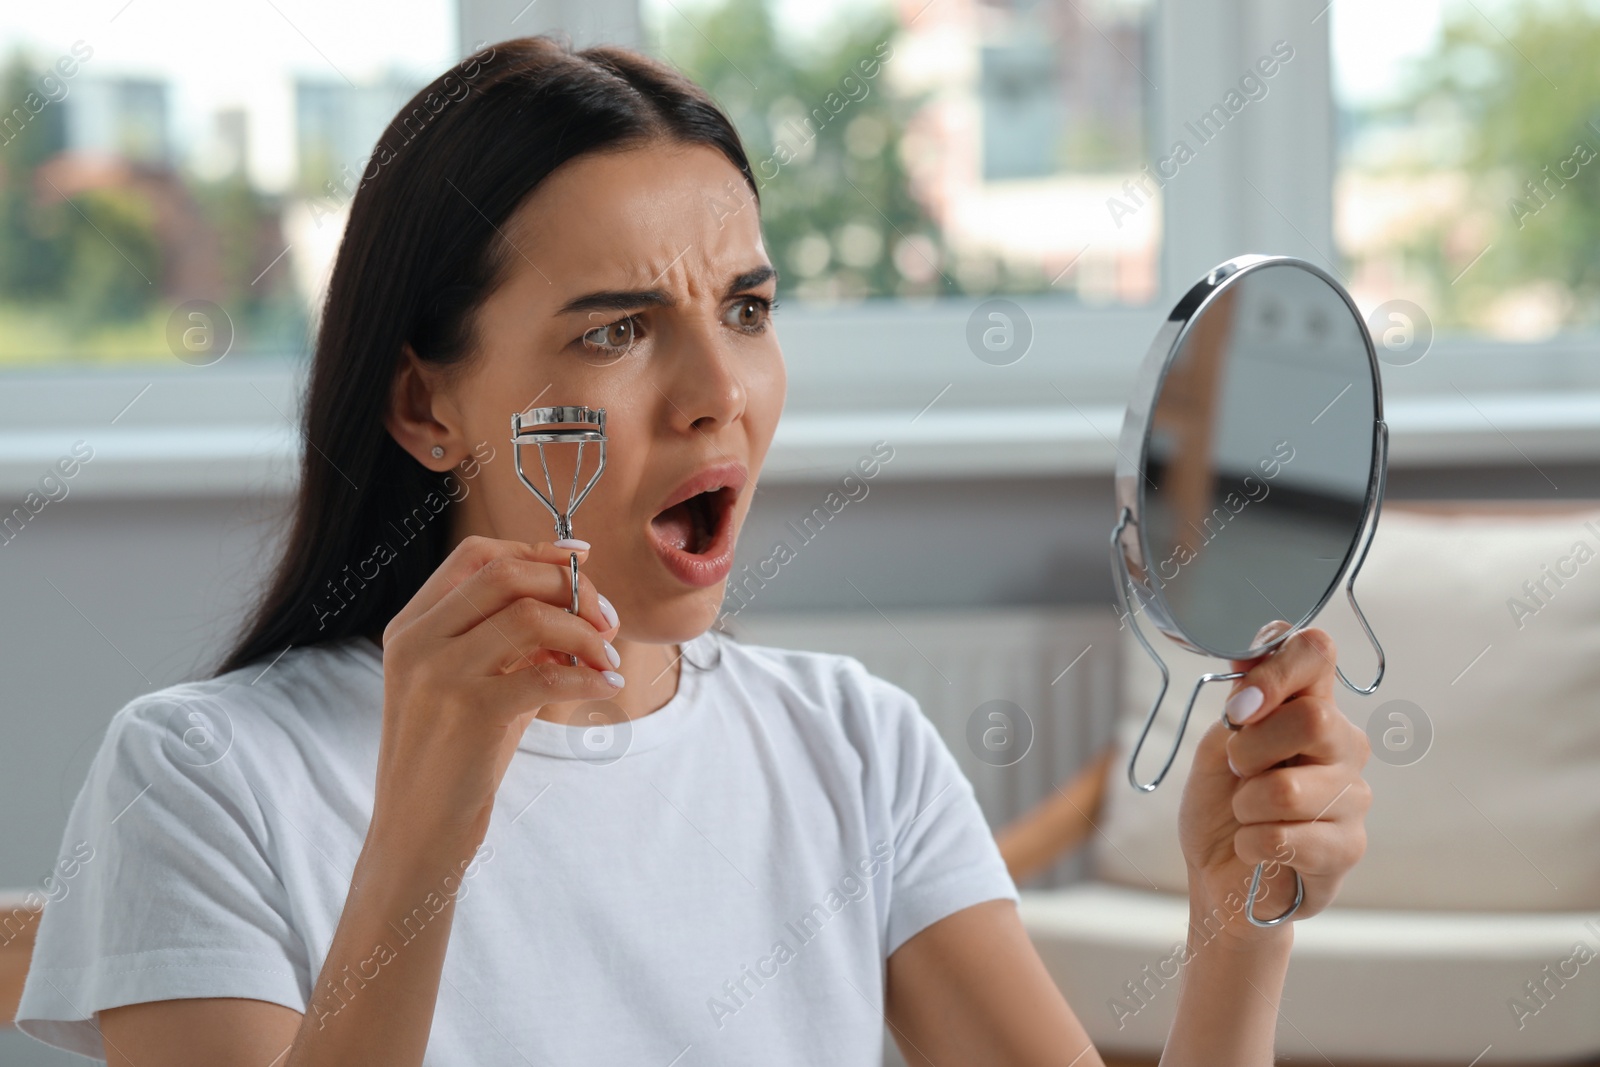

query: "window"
xmin=3 ymin=0 xmax=1595 ymax=495
xmin=642 ymin=0 xmax=1160 ymax=308
xmin=1332 ymin=0 xmax=1600 ymax=340
xmin=0 ymin=0 xmax=456 ymax=367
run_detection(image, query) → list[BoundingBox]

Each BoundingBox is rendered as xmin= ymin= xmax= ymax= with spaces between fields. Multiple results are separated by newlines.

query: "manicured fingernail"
xmin=602 ymin=670 xmax=626 ymax=689
xmin=602 ymin=640 xmax=621 ymax=669
xmin=597 ymin=594 xmax=619 ymax=630
xmin=1225 ymin=685 xmax=1265 ymax=724
xmin=554 ymin=538 xmax=590 ymax=550
xmin=1227 ymin=752 xmax=1243 ymax=777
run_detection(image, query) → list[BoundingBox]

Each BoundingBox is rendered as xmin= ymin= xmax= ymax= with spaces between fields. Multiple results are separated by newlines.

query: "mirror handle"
xmin=1335 ymin=419 xmax=1390 ymax=695
xmin=1114 ymin=507 xmax=1306 ymax=926
xmin=1113 ymin=510 xmax=1247 ymax=792
xmin=1111 ymin=507 xmax=1177 ymax=793
xmin=1243 ymin=861 xmax=1305 ymax=927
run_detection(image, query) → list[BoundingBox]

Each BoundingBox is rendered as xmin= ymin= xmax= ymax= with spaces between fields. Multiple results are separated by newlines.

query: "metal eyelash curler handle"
xmin=510 ymin=405 xmax=607 ymax=666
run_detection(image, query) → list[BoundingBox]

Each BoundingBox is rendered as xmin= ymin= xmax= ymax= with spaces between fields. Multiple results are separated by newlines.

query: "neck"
xmin=537 ymin=637 xmax=683 ymax=726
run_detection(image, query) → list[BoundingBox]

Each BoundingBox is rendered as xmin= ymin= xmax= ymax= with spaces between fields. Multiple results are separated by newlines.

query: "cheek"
xmin=746 ymin=349 xmax=787 ymax=444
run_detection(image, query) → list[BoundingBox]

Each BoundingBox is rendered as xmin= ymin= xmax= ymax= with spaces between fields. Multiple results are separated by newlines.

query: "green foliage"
xmin=59 ymin=186 xmax=161 ymax=327
xmin=654 ymin=0 xmax=954 ymax=300
xmin=0 ymin=49 xmax=307 ymax=363
xmin=1390 ymin=0 xmax=1600 ymax=327
xmin=0 ymin=53 xmax=71 ymax=301
xmin=191 ymin=172 xmax=306 ymax=347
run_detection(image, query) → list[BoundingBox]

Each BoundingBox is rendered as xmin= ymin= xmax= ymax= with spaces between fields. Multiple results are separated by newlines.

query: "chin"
xmin=622 ymin=578 xmax=729 ymax=647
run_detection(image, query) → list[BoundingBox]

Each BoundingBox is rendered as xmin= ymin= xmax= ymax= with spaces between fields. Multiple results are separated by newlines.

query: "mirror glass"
xmin=1139 ymin=260 xmax=1377 ymax=658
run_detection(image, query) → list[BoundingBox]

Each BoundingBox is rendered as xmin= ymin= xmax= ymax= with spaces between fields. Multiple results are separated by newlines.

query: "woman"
xmin=16 ymin=35 xmax=1371 ymax=1066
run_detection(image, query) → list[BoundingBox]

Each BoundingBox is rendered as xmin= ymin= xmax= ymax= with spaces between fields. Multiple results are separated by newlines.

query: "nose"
xmin=663 ymin=325 xmax=747 ymax=435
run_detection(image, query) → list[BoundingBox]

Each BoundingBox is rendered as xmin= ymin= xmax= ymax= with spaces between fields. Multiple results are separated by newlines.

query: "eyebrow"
xmin=555 ymin=264 xmax=779 ymax=317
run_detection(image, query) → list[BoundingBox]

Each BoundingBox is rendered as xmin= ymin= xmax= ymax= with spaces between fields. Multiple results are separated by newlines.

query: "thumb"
xmin=1227 ymin=618 xmax=1293 ymax=675
xmin=1222 ymin=618 xmax=1293 ymax=723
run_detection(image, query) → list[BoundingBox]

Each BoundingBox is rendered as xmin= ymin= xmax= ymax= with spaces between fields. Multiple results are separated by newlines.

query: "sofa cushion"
xmin=1091 ymin=502 xmax=1600 ymax=911
xmin=1021 ymin=882 xmax=1600 ymax=1062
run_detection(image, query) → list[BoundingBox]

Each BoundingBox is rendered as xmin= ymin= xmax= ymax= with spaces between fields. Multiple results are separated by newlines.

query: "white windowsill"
xmin=3 ymin=392 xmax=1599 ymax=499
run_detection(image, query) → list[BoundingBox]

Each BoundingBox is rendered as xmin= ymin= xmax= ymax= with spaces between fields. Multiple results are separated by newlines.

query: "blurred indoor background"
xmin=3 ymin=0 xmax=1599 ymax=1063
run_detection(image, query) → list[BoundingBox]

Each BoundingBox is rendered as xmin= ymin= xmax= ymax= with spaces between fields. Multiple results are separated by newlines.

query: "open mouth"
xmin=647 ymin=464 xmax=747 ymax=588
xmin=650 ymin=485 xmax=736 ymax=557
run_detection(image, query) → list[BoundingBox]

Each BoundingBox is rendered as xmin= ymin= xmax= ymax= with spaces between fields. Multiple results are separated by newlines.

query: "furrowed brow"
xmin=725 ymin=265 xmax=777 ymax=298
xmin=556 ymin=265 xmax=777 ymax=316
xmin=556 ymin=288 xmax=674 ymax=316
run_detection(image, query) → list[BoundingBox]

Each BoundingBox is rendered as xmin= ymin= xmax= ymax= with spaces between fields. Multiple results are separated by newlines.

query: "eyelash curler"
xmin=510 ymin=405 xmax=607 ymax=666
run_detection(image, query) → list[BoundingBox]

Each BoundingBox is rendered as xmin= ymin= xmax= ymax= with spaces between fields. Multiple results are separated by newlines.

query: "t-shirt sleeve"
xmin=857 ymin=669 xmax=1020 ymax=957
xmin=15 ymin=691 xmax=310 ymax=1058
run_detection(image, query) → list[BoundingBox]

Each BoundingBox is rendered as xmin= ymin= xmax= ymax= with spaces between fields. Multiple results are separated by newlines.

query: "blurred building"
xmin=62 ymin=77 xmax=171 ymax=166
xmin=294 ymin=74 xmax=426 ymax=195
xmin=893 ymin=0 xmax=1157 ymax=303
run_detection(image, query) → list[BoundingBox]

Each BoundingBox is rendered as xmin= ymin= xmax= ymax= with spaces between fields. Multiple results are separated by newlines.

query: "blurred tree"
xmin=0 ymin=52 xmax=162 ymax=335
xmin=654 ymin=0 xmax=955 ymax=301
xmin=1387 ymin=0 xmax=1600 ymax=329
xmin=0 ymin=53 xmax=72 ymax=301
xmin=191 ymin=172 xmax=306 ymax=351
xmin=59 ymin=187 xmax=161 ymax=327
xmin=0 ymin=49 xmax=306 ymax=361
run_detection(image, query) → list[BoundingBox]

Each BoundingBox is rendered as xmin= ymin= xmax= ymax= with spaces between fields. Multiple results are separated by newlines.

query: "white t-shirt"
xmin=17 ymin=631 xmax=1017 ymax=1064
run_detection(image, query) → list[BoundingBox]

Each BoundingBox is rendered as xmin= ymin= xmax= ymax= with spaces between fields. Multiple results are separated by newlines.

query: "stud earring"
xmin=430 ymin=445 xmax=445 ymax=459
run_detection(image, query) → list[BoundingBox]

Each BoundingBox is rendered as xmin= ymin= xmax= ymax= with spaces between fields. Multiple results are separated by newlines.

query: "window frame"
xmin=4 ymin=0 xmax=1599 ymax=501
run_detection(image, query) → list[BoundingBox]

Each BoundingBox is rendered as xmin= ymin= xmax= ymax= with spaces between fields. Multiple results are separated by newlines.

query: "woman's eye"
xmin=580 ymin=316 xmax=639 ymax=354
xmin=724 ymin=296 xmax=773 ymax=332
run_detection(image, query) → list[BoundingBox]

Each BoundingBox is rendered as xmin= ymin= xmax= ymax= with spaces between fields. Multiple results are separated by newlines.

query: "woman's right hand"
xmin=101 ymin=536 xmax=626 ymax=1067
xmin=373 ymin=534 xmax=624 ymax=849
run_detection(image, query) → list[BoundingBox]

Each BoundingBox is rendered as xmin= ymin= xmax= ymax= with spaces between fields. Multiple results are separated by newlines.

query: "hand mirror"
xmin=1111 ymin=254 xmax=1388 ymax=925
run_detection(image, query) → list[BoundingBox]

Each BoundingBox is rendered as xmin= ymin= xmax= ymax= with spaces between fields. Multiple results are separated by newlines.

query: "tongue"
xmin=652 ymin=500 xmax=695 ymax=552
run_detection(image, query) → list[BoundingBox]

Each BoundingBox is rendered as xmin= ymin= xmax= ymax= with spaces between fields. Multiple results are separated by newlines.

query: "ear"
xmin=384 ymin=344 xmax=464 ymax=471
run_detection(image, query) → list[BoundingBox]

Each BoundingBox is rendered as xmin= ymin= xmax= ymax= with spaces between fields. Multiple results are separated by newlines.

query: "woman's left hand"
xmin=1177 ymin=621 xmax=1373 ymax=944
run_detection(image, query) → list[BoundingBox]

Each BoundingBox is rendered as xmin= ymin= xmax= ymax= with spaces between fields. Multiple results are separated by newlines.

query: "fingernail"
xmin=554 ymin=538 xmax=590 ymax=550
xmin=1227 ymin=752 xmax=1243 ymax=777
xmin=1225 ymin=685 xmax=1265 ymax=724
xmin=602 ymin=670 xmax=626 ymax=689
xmin=602 ymin=640 xmax=621 ymax=669
xmin=597 ymin=593 xmax=619 ymax=630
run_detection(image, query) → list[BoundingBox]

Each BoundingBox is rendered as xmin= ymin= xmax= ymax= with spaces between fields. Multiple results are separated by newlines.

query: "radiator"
xmin=731 ymin=606 xmax=1123 ymax=888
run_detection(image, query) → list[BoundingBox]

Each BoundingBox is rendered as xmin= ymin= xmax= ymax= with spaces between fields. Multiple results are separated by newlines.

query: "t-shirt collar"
xmin=348 ymin=632 xmax=716 ymax=760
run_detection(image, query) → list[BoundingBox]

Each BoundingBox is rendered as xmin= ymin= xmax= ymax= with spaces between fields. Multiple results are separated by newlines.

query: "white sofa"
xmin=1021 ymin=502 xmax=1600 ymax=1064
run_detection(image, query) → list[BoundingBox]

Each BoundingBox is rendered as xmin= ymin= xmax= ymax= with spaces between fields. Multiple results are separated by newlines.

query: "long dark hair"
xmin=214 ymin=36 xmax=758 ymax=677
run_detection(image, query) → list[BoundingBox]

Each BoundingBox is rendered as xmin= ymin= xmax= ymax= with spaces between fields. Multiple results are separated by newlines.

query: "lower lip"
xmin=648 ymin=499 xmax=736 ymax=588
